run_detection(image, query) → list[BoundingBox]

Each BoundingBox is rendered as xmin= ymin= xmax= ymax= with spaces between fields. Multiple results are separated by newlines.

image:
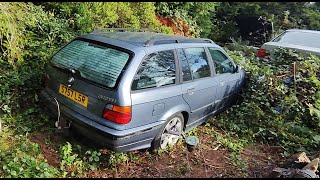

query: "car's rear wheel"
xmin=151 ymin=113 xmax=184 ymax=150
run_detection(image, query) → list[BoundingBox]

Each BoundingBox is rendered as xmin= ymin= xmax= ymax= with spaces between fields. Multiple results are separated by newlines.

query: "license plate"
xmin=59 ymin=84 xmax=88 ymax=107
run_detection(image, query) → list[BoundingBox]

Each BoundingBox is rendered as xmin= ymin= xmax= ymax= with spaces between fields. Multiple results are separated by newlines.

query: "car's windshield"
xmin=51 ymin=40 xmax=131 ymax=88
xmin=272 ymin=31 xmax=320 ymax=49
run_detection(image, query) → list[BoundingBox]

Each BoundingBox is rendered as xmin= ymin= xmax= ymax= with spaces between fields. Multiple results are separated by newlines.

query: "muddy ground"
xmin=29 ymin=124 xmax=283 ymax=178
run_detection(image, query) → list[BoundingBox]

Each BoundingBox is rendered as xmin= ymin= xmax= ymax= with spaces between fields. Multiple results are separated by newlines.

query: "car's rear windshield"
xmin=272 ymin=31 xmax=320 ymax=48
xmin=51 ymin=40 xmax=131 ymax=89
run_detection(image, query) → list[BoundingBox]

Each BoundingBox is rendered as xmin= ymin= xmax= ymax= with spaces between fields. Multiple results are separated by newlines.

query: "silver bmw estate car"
xmin=41 ymin=28 xmax=246 ymax=152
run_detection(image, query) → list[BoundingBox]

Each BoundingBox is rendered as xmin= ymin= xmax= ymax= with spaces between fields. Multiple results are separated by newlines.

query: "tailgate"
xmin=45 ymin=39 xmax=133 ymax=130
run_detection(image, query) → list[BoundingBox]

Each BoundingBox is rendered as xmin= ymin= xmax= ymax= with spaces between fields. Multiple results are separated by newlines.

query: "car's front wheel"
xmin=151 ymin=113 xmax=184 ymax=150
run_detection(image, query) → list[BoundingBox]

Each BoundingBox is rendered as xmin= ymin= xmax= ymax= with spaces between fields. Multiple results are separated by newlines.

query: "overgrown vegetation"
xmin=214 ymin=44 xmax=320 ymax=154
xmin=0 ymin=127 xmax=59 ymax=178
xmin=0 ymin=2 xmax=172 ymax=177
xmin=0 ymin=2 xmax=320 ymax=178
xmin=155 ymin=2 xmax=220 ymax=37
xmin=210 ymin=2 xmax=320 ymax=43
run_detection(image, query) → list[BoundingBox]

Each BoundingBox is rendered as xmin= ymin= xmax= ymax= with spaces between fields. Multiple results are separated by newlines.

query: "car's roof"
xmin=87 ymin=31 xmax=215 ymax=47
xmin=286 ymin=29 xmax=320 ymax=34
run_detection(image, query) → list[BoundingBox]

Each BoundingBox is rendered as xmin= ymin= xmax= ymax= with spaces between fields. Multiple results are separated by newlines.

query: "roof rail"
xmin=92 ymin=28 xmax=161 ymax=33
xmin=143 ymin=38 xmax=214 ymax=47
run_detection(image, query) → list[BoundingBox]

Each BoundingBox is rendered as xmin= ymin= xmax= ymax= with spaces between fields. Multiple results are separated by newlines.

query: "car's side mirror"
xmin=234 ymin=64 xmax=241 ymax=73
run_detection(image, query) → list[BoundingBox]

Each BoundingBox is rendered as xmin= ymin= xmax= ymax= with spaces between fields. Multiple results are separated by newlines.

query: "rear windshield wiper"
xmin=50 ymin=63 xmax=81 ymax=76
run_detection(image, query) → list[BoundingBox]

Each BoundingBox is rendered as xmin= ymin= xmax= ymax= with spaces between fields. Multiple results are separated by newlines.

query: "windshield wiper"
xmin=51 ymin=63 xmax=81 ymax=76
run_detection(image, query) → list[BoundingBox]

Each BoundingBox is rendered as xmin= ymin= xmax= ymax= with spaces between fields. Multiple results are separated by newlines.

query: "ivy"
xmin=216 ymin=45 xmax=320 ymax=153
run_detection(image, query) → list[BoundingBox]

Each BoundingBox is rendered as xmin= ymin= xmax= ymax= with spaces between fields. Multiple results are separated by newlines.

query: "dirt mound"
xmin=29 ymin=132 xmax=61 ymax=168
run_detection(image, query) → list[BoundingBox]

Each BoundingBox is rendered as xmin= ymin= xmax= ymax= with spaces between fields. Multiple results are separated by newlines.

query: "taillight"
xmin=256 ymin=48 xmax=269 ymax=58
xmin=102 ymin=104 xmax=131 ymax=124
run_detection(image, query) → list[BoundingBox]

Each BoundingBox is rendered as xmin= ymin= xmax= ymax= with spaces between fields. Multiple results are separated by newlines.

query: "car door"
xmin=177 ymin=47 xmax=219 ymax=128
xmin=207 ymin=47 xmax=241 ymax=111
xmin=130 ymin=47 xmax=185 ymax=128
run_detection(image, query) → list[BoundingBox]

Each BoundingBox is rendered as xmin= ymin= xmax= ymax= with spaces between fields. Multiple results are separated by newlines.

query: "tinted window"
xmin=178 ymin=49 xmax=192 ymax=81
xmin=132 ymin=50 xmax=176 ymax=90
xmin=272 ymin=31 xmax=320 ymax=48
xmin=183 ymin=48 xmax=211 ymax=80
xmin=208 ymin=48 xmax=234 ymax=74
xmin=51 ymin=40 xmax=130 ymax=88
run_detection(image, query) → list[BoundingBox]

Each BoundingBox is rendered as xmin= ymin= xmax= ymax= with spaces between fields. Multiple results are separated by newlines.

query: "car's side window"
xmin=180 ymin=47 xmax=211 ymax=81
xmin=208 ymin=48 xmax=235 ymax=74
xmin=178 ymin=49 xmax=192 ymax=82
xmin=132 ymin=50 xmax=176 ymax=90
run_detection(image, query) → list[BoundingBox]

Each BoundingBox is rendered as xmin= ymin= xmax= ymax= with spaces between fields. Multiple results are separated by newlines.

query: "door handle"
xmin=187 ymin=88 xmax=195 ymax=95
xmin=220 ymin=81 xmax=225 ymax=86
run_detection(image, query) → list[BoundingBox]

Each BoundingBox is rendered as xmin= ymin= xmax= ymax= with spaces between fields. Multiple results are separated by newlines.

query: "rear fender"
xmin=158 ymin=103 xmax=190 ymax=125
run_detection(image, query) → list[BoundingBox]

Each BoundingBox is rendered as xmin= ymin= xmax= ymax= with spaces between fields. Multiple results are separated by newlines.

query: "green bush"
xmin=0 ymin=3 xmax=73 ymax=122
xmin=40 ymin=2 xmax=172 ymax=34
xmin=155 ymin=2 xmax=220 ymax=38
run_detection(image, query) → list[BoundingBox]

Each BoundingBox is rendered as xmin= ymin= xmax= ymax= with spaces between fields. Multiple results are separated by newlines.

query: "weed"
xmin=176 ymin=163 xmax=192 ymax=175
xmin=229 ymin=152 xmax=248 ymax=176
xmin=107 ymin=152 xmax=129 ymax=168
xmin=191 ymin=158 xmax=203 ymax=166
xmin=177 ymin=137 xmax=184 ymax=146
xmin=127 ymin=151 xmax=139 ymax=162
xmin=215 ymin=132 xmax=248 ymax=153
xmin=203 ymin=122 xmax=217 ymax=137
xmin=212 ymin=129 xmax=249 ymax=175
xmin=59 ymin=142 xmax=83 ymax=177
xmin=186 ymin=127 xmax=200 ymax=137
xmin=84 ymin=150 xmax=101 ymax=170
xmin=156 ymin=144 xmax=175 ymax=155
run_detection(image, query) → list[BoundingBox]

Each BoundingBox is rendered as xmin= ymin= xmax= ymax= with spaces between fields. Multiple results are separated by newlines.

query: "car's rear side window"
xmin=51 ymin=40 xmax=130 ymax=88
xmin=132 ymin=50 xmax=176 ymax=90
xmin=272 ymin=31 xmax=320 ymax=48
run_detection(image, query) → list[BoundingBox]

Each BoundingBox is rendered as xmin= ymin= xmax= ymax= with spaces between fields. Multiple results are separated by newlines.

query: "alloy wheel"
xmin=160 ymin=117 xmax=183 ymax=149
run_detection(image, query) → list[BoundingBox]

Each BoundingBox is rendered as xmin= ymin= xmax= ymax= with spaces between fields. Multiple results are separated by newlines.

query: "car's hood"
xmin=262 ymin=42 xmax=320 ymax=56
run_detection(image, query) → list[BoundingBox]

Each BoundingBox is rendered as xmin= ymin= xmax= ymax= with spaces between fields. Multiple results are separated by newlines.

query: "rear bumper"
xmin=40 ymin=89 xmax=161 ymax=152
